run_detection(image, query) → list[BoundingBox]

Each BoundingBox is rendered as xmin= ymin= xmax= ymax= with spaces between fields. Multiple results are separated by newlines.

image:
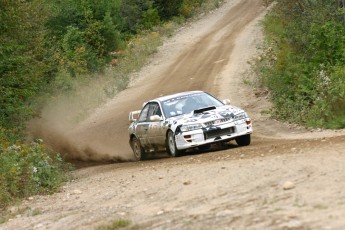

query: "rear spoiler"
xmin=129 ymin=110 xmax=141 ymax=122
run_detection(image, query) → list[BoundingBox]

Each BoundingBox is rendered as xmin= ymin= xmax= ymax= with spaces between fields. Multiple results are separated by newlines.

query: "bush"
xmin=0 ymin=0 xmax=48 ymax=130
xmin=45 ymin=0 xmax=124 ymax=76
xmin=155 ymin=0 xmax=183 ymax=20
xmin=0 ymin=131 xmax=72 ymax=210
xmin=259 ymin=0 xmax=345 ymax=128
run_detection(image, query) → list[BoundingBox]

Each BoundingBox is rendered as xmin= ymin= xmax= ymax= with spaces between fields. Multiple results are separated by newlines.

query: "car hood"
xmin=166 ymin=105 xmax=246 ymax=125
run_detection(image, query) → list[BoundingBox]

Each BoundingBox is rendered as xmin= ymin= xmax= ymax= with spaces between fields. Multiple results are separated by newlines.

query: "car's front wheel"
xmin=167 ymin=130 xmax=183 ymax=157
xmin=131 ymin=137 xmax=146 ymax=161
xmin=235 ymin=134 xmax=251 ymax=146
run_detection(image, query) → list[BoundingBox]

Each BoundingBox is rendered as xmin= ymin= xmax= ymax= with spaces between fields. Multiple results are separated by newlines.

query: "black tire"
xmin=131 ymin=137 xmax=146 ymax=161
xmin=198 ymin=144 xmax=211 ymax=151
xmin=235 ymin=134 xmax=251 ymax=146
xmin=166 ymin=130 xmax=183 ymax=157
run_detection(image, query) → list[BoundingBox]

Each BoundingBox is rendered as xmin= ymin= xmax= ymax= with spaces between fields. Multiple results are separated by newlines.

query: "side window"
xmin=138 ymin=104 xmax=150 ymax=122
xmin=147 ymin=103 xmax=162 ymax=121
xmin=152 ymin=103 xmax=162 ymax=117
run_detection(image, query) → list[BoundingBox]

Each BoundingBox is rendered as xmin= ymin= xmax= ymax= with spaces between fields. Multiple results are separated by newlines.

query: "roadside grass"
xmin=0 ymin=205 xmax=42 ymax=224
xmin=96 ymin=219 xmax=133 ymax=230
xmin=0 ymin=133 xmax=73 ymax=215
xmin=255 ymin=1 xmax=345 ymax=129
xmin=313 ymin=204 xmax=328 ymax=210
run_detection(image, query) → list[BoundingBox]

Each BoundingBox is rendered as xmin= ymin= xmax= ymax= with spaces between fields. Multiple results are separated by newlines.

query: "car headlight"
xmin=233 ymin=112 xmax=247 ymax=121
xmin=180 ymin=123 xmax=203 ymax=132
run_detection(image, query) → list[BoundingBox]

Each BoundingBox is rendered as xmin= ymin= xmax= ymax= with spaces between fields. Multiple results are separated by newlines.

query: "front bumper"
xmin=175 ymin=119 xmax=252 ymax=150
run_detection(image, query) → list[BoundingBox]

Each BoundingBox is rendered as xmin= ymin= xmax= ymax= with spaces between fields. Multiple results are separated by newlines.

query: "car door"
xmin=135 ymin=103 xmax=150 ymax=148
xmin=146 ymin=103 xmax=165 ymax=148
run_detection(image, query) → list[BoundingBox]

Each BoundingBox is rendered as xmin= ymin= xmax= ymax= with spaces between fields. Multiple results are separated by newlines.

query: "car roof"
xmin=153 ymin=90 xmax=204 ymax=102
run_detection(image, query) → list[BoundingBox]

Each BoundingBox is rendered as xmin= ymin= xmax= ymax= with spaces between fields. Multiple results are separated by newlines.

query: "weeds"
xmin=96 ymin=219 xmax=132 ymax=230
xmin=0 ymin=134 xmax=72 ymax=210
xmin=257 ymin=0 xmax=345 ymax=128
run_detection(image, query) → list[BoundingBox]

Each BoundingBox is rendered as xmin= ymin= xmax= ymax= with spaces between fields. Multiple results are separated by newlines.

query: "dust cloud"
xmin=27 ymin=88 xmax=135 ymax=163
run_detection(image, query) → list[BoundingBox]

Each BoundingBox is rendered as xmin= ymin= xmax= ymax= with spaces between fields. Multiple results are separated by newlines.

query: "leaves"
xmin=261 ymin=0 xmax=345 ymax=128
xmin=0 ymin=138 xmax=72 ymax=209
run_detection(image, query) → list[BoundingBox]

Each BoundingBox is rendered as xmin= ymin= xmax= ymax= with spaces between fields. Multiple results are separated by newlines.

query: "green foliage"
xmin=120 ymin=0 xmax=162 ymax=33
xmin=141 ymin=7 xmax=161 ymax=29
xmin=259 ymin=0 xmax=345 ymax=128
xmin=155 ymin=0 xmax=184 ymax=19
xmin=155 ymin=0 xmax=208 ymax=19
xmin=44 ymin=0 xmax=123 ymax=76
xmin=97 ymin=219 xmax=132 ymax=230
xmin=0 ymin=133 xmax=72 ymax=210
xmin=179 ymin=0 xmax=205 ymax=18
xmin=0 ymin=0 xmax=48 ymax=130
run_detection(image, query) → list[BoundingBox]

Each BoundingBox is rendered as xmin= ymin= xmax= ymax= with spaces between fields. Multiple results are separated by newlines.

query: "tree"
xmin=0 ymin=0 xmax=48 ymax=129
xmin=154 ymin=0 xmax=183 ymax=20
xmin=44 ymin=0 xmax=123 ymax=75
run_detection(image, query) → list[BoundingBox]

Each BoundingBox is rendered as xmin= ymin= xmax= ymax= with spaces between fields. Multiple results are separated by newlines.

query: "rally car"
xmin=128 ymin=91 xmax=253 ymax=160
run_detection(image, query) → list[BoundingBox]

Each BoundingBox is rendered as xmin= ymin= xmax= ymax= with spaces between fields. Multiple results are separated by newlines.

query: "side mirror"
xmin=129 ymin=110 xmax=141 ymax=122
xmin=150 ymin=115 xmax=162 ymax=122
xmin=222 ymin=99 xmax=231 ymax=105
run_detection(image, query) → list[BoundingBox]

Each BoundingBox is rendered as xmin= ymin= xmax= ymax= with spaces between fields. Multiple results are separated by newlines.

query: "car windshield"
xmin=161 ymin=92 xmax=224 ymax=118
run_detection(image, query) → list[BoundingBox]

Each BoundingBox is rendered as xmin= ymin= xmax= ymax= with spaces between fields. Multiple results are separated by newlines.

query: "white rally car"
xmin=128 ymin=91 xmax=253 ymax=160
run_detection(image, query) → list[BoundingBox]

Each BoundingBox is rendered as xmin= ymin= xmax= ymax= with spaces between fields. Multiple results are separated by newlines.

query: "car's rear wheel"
xmin=235 ymin=134 xmax=251 ymax=146
xmin=167 ymin=130 xmax=183 ymax=157
xmin=131 ymin=137 xmax=146 ymax=161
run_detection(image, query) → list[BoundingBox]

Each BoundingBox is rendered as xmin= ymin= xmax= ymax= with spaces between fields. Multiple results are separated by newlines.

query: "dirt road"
xmin=2 ymin=0 xmax=345 ymax=229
